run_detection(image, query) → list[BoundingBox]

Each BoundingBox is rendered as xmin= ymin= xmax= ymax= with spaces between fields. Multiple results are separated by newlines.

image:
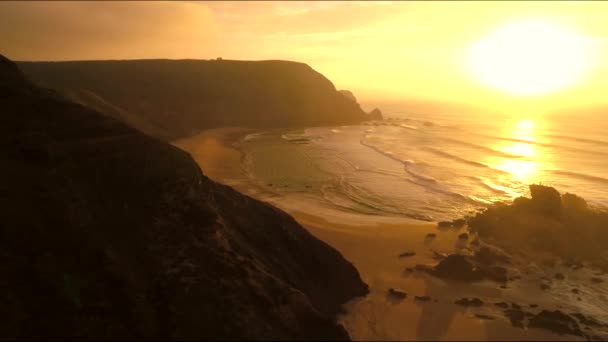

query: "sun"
xmin=467 ymin=18 xmax=593 ymax=97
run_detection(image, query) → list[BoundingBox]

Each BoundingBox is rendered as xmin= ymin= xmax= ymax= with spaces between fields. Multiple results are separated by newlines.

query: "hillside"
xmin=18 ymin=59 xmax=370 ymax=140
xmin=0 ymin=54 xmax=368 ymax=339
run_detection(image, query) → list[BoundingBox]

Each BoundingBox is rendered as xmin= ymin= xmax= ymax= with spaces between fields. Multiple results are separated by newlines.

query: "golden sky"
xmin=2 ymin=1 xmax=608 ymax=111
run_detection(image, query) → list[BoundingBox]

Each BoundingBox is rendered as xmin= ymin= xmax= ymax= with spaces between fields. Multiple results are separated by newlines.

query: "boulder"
xmin=562 ymin=193 xmax=587 ymax=212
xmin=454 ymin=298 xmax=484 ymax=307
xmin=472 ymin=246 xmax=510 ymax=265
xmin=431 ymin=254 xmax=483 ymax=281
xmin=367 ymin=108 xmax=383 ymax=121
xmin=415 ymin=295 xmax=432 ymax=302
xmin=494 ymin=302 xmax=509 ymax=309
xmin=528 ymin=310 xmax=583 ymax=336
xmin=387 ymin=288 xmax=407 ymax=300
xmin=529 ymin=184 xmax=562 ymax=216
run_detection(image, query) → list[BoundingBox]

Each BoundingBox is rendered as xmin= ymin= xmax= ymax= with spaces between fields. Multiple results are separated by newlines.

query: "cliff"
xmin=0 ymin=54 xmax=368 ymax=339
xmin=18 ymin=59 xmax=369 ymax=140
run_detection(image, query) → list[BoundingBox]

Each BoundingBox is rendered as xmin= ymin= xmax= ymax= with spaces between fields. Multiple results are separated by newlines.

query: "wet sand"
xmin=174 ymin=128 xmax=591 ymax=341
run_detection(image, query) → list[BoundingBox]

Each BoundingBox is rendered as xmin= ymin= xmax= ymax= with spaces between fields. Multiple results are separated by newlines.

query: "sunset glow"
xmin=3 ymin=1 xmax=608 ymax=110
xmin=467 ymin=18 xmax=593 ymax=97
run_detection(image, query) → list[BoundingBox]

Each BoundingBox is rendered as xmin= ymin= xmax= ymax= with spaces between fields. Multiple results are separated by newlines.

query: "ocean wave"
xmin=439 ymin=137 xmax=523 ymax=159
xmin=543 ymin=134 xmax=608 ymax=147
xmin=281 ymin=133 xmax=319 ymax=144
xmin=404 ymin=168 xmax=438 ymax=184
xmin=423 ymin=147 xmax=490 ymax=169
xmin=319 ymin=178 xmax=435 ymax=221
xmin=467 ymin=176 xmax=515 ymax=196
xmin=549 ymin=170 xmax=608 ymax=185
xmin=400 ymin=124 xmax=418 ymax=130
xmin=360 ymin=138 xmax=417 ymax=166
xmin=243 ymin=132 xmax=266 ymax=142
xmin=477 ymin=134 xmax=608 ymax=157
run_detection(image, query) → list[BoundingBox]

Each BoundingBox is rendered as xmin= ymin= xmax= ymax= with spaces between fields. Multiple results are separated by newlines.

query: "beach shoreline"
xmin=174 ymin=127 xmax=597 ymax=341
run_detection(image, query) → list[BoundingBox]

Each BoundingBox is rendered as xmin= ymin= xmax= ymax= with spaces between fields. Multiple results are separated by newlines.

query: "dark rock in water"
xmin=591 ymin=277 xmax=604 ymax=283
xmin=0 ymin=55 xmax=368 ymax=340
xmin=415 ymin=295 xmax=432 ymax=302
xmin=472 ymin=246 xmax=511 ymax=265
xmin=399 ymin=251 xmax=416 ymax=258
xmin=494 ymin=302 xmax=510 ymax=309
xmin=458 ymin=233 xmax=469 ymax=240
xmin=562 ymin=193 xmax=588 ymax=212
xmin=511 ymin=303 xmax=522 ymax=310
xmin=504 ymin=308 xmax=526 ymax=328
xmin=432 ymin=250 xmax=448 ymax=260
xmin=483 ymin=266 xmax=509 ymax=282
xmin=426 ymin=233 xmax=437 ymax=239
xmin=454 ymin=297 xmax=484 ymax=307
xmin=530 ymin=304 xmax=539 ymax=308
xmin=529 ymin=184 xmax=562 ymax=216
xmin=415 ymin=264 xmax=434 ymax=272
xmin=540 ymin=283 xmax=551 ymax=290
xmin=528 ymin=310 xmax=583 ymax=336
xmin=571 ymin=313 xmax=608 ymax=328
xmin=431 ymin=254 xmax=483 ymax=282
xmin=367 ymin=108 xmax=383 ymax=121
xmin=555 ymin=273 xmax=565 ymax=280
xmin=438 ymin=221 xmax=452 ymax=228
xmin=387 ymin=288 xmax=407 ymax=300
xmin=452 ymin=218 xmax=466 ymax=228
xmin=572 ymin=288 xmax=580 ymax=294
xmin=429 ymin=254 xmax=507 ymax=282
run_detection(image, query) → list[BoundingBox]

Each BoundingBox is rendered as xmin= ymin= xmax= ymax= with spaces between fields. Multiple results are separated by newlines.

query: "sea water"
xmin=241 ymin=110 xmax=608 ymax=222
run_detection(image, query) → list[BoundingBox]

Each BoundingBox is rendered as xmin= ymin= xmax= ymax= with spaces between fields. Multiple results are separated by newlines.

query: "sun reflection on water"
xmin=490 ymin=118 xmax=550 ymax=188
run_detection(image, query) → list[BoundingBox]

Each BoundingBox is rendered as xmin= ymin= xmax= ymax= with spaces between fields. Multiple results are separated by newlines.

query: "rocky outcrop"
xmin=468 ymin=185 xmax=608 ymax=268
xmin=0 ymin=55 xmax=368 ymax=340
xmin=420 ymin=253 xmax=509 ymax=283
xmin=18 ymin=59 xmax=369 ymax=140
xmin=367 ymin=107 xmax=383 ymax=121
xmin=528 ymin=310 xmax=583 ymax=337
xmin=338 ymin=90 xmax=357 ymax=103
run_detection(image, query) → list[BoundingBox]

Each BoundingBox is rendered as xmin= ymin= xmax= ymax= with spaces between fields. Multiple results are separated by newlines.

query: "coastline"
xmin=174 ymin=127 xmax=588 ymax=341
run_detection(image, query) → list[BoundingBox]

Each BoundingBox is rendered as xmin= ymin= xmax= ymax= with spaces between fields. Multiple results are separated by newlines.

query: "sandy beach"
xmin=174 ymin=128 xmax=597 ymax=341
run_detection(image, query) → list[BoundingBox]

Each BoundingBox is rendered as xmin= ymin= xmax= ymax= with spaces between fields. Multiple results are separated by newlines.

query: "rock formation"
xmin=367 ymin=107 xmax=383 ymax=120
xmin=0 ymin=54 xmax=368 ymax=340
xmin=18 ymin=59 xmax=370 ymax=140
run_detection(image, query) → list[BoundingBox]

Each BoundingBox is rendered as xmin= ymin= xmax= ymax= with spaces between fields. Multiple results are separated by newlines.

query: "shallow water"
xmin=241 ymin=110 xmax=608 ymax=221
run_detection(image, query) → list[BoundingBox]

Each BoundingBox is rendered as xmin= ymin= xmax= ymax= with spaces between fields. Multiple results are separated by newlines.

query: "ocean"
xmin=241 ymin=109 xmax=608 ymax=222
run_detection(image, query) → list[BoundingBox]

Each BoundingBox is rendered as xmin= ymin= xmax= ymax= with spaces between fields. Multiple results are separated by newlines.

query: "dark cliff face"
xmin=0 ymin=55 xmax=368 ymax=339
xmin=18 ymin=59 xmax=368 ymax=140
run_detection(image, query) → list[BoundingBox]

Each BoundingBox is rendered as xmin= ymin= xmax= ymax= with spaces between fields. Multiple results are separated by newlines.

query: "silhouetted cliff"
xmin=0 ymin=55 xmax=367 ymax=339
xmin=18 ymin=59 xmax=369 ymax=140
